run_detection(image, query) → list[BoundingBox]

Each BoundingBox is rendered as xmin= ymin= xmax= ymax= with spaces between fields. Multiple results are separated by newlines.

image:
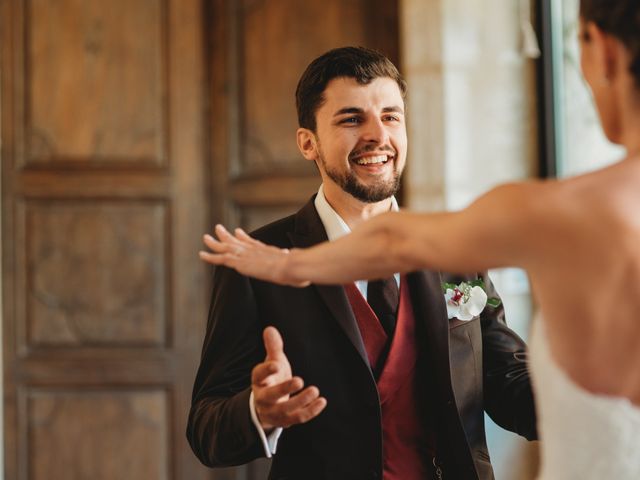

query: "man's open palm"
xmin=252 ymin=327 xmax=327 ymax=430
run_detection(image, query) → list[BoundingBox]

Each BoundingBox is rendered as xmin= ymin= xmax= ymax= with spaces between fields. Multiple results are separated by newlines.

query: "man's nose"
xmin=362 ymin=118 xmax=389 ymax=144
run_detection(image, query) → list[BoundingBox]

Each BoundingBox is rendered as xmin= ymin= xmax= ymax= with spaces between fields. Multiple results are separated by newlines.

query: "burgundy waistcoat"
xmin=345 ymin=278 xmax=436 ymax=480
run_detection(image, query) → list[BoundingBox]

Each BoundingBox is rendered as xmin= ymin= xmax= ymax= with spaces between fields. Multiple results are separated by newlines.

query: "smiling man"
xmin=187 ymin=47 xmax=537 ymax=480
xmin=298 ymin=74 xmax=406 ymax=214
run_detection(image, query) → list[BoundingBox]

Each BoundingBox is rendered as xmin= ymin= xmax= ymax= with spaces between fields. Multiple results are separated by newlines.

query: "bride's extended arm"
xmin=201 ymin=181 xmax=545 ymax=285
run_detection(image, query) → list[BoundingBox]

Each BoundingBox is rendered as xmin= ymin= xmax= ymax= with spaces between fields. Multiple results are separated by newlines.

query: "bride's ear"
xmin=587 ymin=22 xmax=622 ymax=85
xmin=296 ymin=128 xmax=318 ymax=163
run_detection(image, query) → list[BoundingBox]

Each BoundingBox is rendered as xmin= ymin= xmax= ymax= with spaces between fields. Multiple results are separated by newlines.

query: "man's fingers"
xmin=296 ymin=397 xmax=328 ymax=424
xmin=275 ymin=397 xmax=327 ymax=427
xmin=260 ymin=388 xmax=327 ymax=428
xmin=254 ymin=377 xmax=304 ymax=404
xmin=277 ymin=385 xmax=320 ymax=411
xmin=263 ymin=326 xmax=286 ymax=362
xmin=251 ymin=361 xmax=280 ymax=386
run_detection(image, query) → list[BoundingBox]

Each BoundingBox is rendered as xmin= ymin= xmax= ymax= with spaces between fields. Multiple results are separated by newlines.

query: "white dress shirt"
xmin=250 ymin=185 xmax=400 ymax=457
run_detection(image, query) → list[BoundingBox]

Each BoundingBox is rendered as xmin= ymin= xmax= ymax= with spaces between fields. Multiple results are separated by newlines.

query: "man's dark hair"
xmin=581 ymin=0 xmax=640 ymax=86
xmin=295 ymin=46 xmax=407 ymax=132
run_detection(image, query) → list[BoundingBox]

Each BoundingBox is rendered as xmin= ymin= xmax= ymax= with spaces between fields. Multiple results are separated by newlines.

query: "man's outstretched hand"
xmin=252 ymin=327 xmax=327 ymax=430
xmin=199 ymin=225 xmax=310 ymax=287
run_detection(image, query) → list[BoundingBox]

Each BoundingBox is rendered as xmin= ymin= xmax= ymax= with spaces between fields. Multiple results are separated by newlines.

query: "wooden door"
xmin=1 ymin=0 xmax=399 ymax=478
xmin=1 ymin=0 xmax=211 ymax=478
xmin=207 ymin=0 xmax=399 ymax=478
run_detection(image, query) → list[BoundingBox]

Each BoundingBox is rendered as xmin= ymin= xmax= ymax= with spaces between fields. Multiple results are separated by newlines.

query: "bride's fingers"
xmin=203 ymin=234 xmax=236 ymax=254
xmin=235 ymin=229 xmax=292 ymax=257
xmin=235 ymin=228 xmax=264 ymax=246
xmin=215 ymin=224 xmax=244 ymax=246
xmin=199 ymin=251 xmax=234 ymax=265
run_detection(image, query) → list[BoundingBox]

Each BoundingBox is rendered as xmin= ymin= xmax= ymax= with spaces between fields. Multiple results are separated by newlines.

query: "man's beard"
xmin=318 ymin=150 xmax=402 ymax=203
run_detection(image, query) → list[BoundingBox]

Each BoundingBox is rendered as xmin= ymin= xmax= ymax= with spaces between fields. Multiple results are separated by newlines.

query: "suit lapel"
xmin=408 ymin=271 xmax=479 ymax=468
xmin=406 ymin=270 xmax=454 ymax=388
xmin=287 ymin=198 xmax=370 ymax=368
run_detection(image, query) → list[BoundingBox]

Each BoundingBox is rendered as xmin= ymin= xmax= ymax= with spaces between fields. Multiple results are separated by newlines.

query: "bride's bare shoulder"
xmin=567 ymin=162 xmax=640 ymax=223
xmin=483 ymin=177 xmax=576 ymax=226
xmin=522 ymin=162 xmax=639 ymax=214
xmin=481 ymin=171 xmax=632 ymax=250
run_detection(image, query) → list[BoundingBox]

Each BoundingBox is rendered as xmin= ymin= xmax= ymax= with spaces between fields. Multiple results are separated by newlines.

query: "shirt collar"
xmin=314 ymin=184 xmax=399 ymax=242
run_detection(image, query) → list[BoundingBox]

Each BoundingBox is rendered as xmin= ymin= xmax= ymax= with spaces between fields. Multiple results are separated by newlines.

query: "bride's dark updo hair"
xmin=581 ymin=0 xmax=640 ymax=85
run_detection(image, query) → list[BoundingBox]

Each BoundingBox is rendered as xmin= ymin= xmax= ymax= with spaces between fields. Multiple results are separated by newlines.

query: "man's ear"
xmin=296 ymin=128 xmax=318 ymax=162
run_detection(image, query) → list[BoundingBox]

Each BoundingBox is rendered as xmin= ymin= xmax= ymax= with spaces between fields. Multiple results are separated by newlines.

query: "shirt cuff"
xmin=249 ymin=390 xmax=283 ymax=458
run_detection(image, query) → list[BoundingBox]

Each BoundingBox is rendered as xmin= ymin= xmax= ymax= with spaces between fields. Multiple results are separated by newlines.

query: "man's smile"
xmin=353 ymin=154 xmax=392 ymax=165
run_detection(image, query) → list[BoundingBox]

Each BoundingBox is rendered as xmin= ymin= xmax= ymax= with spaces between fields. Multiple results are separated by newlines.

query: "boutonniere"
xmin=442 ymin=280 xmax=502 ymax=321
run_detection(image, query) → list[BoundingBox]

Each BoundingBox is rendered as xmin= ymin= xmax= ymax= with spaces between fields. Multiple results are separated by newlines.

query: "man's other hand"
xmin=252 ymin=327 xmax=327 ymax=430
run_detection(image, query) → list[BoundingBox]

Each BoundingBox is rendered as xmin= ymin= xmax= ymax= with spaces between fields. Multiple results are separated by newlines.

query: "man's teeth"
xmin=355 ymin=155 xmax=389 ymax=165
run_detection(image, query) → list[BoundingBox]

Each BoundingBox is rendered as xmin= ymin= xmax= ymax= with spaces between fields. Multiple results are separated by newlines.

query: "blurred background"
xmin=0 ymin=0 xmax=622 ymax=478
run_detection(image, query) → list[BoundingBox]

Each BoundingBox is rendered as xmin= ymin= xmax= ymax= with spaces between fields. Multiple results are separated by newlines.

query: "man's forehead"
xmin=322 ymin=76 xmax=404 ymax=108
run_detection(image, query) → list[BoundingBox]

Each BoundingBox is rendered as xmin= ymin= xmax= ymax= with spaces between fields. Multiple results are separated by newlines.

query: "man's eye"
xmin=383 ymin=115 xmax=400 ymax=122
xmin=340 ymin=117 xmax=361 ymax=124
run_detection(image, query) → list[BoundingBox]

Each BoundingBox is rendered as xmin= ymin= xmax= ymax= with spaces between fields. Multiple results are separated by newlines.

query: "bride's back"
xmin=529 ymin=159 xmax=640 ymax=404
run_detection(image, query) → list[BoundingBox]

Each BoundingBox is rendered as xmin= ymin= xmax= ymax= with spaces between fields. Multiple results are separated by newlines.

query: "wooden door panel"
xmin=26 ymin=0 xmax=168 ymax=165
xmin=26 ymin=389 xmax=169 ymax=480
xmin=2 ymin=0 xmax=210 ymax=478
xmin=22 ymin=200 xmax=168 ymax=348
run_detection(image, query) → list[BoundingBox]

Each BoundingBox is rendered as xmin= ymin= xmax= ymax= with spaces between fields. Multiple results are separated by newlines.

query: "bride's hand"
xmin=199 ymin=225 xmax=310 ymax=287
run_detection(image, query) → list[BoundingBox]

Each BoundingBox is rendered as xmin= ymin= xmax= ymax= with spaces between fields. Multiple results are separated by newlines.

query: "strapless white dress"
xmin=529 ymin=317 xmax=640 ymax=479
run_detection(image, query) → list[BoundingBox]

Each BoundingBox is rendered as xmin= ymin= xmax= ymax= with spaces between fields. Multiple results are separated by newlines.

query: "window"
xmin=541 ymin=0 xmax=624 ymax=177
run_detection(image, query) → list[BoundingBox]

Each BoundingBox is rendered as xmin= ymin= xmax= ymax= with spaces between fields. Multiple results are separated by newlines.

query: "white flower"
xmin=444 ymin=285 xmax=488 ymax=321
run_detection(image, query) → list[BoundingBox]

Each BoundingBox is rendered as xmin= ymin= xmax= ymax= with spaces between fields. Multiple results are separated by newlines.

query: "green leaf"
xmin=442 ymin=282 xmax=457 ymax=292
xmin=487 ymin=298 xmax=502 ymax=308
xmin=469 ymin=279 xmax=485 ymax=289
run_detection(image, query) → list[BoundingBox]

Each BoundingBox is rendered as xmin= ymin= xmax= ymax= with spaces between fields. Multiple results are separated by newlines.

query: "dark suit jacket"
xmin=187 ymin=197 xmax=537 ymax=480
